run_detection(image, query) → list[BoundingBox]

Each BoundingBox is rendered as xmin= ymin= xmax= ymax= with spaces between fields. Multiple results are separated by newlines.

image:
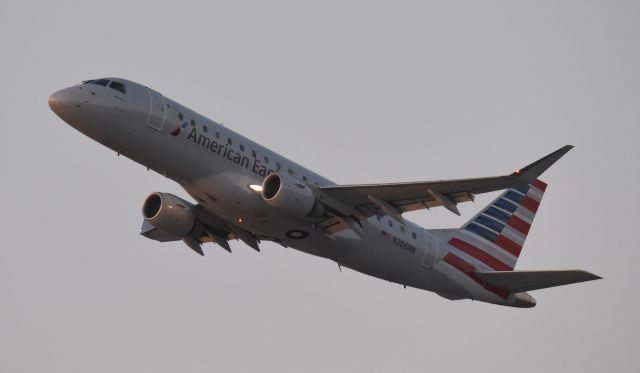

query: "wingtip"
xmin=585 ymin=271 xmax=602 ymax=281
xmin=575 ymin=270 xmax=602 ymax=281
xmin=515 ymin=145 xmax=575 ymax=183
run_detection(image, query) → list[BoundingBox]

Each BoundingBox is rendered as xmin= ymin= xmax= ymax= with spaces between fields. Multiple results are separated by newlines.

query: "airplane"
xmin=48 ymin=77 xmax=601 ymax=308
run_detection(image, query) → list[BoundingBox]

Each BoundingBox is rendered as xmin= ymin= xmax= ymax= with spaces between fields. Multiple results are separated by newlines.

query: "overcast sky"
xmin=2 ymin=1 xmax=639 ymax=372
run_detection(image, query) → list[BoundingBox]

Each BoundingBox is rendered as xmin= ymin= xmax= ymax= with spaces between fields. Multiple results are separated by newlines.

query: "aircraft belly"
xmin=185 ymin=179 xmax=360 ymax=259
xmin=332 ymin=226 xmax=421 ymax=288
xmin=174 ymin=163 xmax=479 ymax=301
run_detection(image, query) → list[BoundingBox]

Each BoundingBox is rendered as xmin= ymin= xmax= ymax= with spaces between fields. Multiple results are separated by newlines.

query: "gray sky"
xmin=2 ymin=1 xmax=639 ymax=372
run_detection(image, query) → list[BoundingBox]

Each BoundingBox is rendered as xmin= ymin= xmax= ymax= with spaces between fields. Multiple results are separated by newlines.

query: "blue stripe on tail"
xmin=513 ymin=184 xmax=530 ymax=194
xmin=465 ymin=222 xmax=498 ymax=242
xmin=485 ymin=206 xmax=511 ymax=223
xmin=475 ymin=214 xmax=506 ymax=233
xmin=503 ymin=190 xmax=524 ymax=204
xmin=495 ymin=198 xmax=517 ymax=213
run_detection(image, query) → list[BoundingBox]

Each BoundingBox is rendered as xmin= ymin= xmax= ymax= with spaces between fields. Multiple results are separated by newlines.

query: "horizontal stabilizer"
xmin=476 ymin=270 xmax=601 ymax=293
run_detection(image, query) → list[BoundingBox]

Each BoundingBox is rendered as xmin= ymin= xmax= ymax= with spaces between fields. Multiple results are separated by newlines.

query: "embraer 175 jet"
xmin=49 ymin=78 xmax=600 ymax=308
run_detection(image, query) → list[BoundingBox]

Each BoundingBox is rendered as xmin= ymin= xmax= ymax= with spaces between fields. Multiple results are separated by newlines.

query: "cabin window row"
xmin=174 ymin=112 xmax=322 ymax=187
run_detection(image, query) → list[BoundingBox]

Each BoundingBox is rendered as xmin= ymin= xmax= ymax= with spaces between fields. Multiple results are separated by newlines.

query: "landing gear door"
xmin=147 ymin=88 xmax=166 ymax=131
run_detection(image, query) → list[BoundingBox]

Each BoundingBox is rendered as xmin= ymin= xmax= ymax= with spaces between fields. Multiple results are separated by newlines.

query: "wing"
xmin=314 ymin=145 xmax=573 ymax=232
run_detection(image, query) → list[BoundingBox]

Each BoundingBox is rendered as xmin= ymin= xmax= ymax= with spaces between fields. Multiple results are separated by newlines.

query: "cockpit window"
xmin=89 ymin=79 xmax=110 ymax=86
xmin=83 ymin=79 xmax=111 ymax=87
xmin=109 ymin=81 xmax=126 ymax=94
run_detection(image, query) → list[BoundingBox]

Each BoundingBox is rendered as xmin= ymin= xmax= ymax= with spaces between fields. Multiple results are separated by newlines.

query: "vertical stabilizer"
xmin=444 ymin=179 xmax=548 ymax=271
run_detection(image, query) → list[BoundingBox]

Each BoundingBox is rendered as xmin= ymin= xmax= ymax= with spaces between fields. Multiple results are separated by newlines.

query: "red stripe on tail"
xmin=507 ymin=215 xmax=531 ymax=235
xmin=521 ymin=196 xmax=540 ymax=213
xmin=443 ymin=253 xmax=509 ymax=299
xmin=448 ymin=238 xmax=513 ymax=271
xmin=494 ymin=235 xmax=523 ymax=257
xmin=532 ymin=179 xmax=547 ymax=192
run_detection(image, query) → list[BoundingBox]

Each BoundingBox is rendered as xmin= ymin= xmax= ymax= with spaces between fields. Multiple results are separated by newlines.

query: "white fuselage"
xmin=49 ymin=78 xmax=523 ymax=306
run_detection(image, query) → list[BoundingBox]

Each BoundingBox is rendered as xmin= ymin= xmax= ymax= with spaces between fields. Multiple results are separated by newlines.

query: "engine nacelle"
xmin=261 ymin=173 xmax=324 ymax=218
xmin=142 ymin=192 xmax=196 ymax=237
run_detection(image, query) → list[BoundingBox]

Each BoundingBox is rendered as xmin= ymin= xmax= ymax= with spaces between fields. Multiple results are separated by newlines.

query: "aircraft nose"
xmin=48 ymin=88 xmax=73 ymax=114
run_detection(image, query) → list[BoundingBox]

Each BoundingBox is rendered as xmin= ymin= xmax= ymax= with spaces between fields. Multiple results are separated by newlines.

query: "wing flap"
xmin=476 ymin=270 xmax=602 ymax=293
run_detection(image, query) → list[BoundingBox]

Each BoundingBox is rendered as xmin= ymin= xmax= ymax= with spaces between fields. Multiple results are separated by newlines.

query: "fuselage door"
xmin=422 ymin=234 xmax=442 ymax=269
xmin=146 ymin=88 xmax=166 ymax=130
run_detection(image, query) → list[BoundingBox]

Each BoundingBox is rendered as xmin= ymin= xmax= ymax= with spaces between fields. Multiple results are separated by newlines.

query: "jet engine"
xmin=261 ymin=173 xmax=324 ymax=218
xmin=142 ymin=192 xmax=196 ymax=237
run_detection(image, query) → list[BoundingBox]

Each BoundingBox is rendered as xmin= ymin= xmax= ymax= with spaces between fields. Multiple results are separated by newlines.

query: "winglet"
xmin=513 ymin=145 xmax=574 ymax=183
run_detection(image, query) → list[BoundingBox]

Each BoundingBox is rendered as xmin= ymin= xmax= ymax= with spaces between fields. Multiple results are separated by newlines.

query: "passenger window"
xmin=412 ymin=232 xmax=417 ymax=240
xmin=240 ymin=144 xmax=245 ymax=152
xmin=190 ymin=119 xmax=195 ymax=127
xmin=227 ymin=138 xmax=232 ymax=145
xmin=203 ymin=126 xmax=208 ymax=133
xmin=215 ymin=132 xmax=220 ymax=139
xmin=288 ymin=168 xmax=293 ymax=175
xmin=302 ymin=176 xmax=308 ymax=182
xmin=264 ymin=156 xmax=269 ymax=164
xmin=178 ymin=113 xmax=184 ymax=120
xmin=388 ymin=219 xmax=393 ymax=228
xmin=400 ymin=225 xmax=405 ymax=233
xmin=251 ymin=150 xmax=257 ymax=157
xmin=276 ymin=162 xmax=281 ymax=170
